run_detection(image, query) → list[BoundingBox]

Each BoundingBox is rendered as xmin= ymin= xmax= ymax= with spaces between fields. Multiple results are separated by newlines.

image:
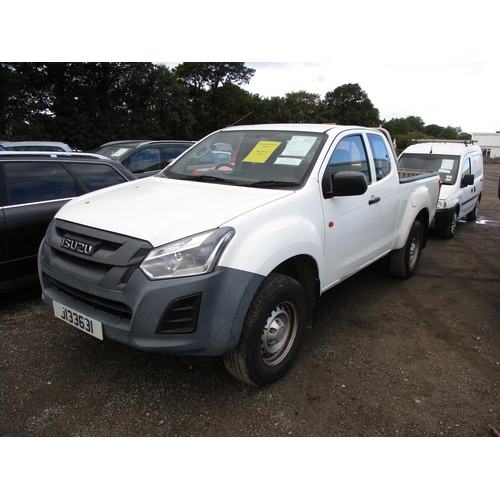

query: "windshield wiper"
xmin=249 ymin=180 xmax=300 ymax=188
xmin=187 ymin=175 xmax=237 ymax=185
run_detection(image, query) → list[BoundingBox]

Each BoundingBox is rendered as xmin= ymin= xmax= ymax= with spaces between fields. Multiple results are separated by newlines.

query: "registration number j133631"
xmin=53 ymin=301 xmax=103 ymax=340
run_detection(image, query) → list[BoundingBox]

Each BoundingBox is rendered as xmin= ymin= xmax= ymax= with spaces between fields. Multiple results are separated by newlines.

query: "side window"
xmin=461 ymin=158 xmax=472 ymax=187
xmin=65 ymin=162 xmax=127 ymax=191
xmin=162 ymin=146 xmax=190 ymax=163
xmin=4 ymin=162 xmax=77 ymax=205
xmin=367 ymin=133 xmax=391 ymax=181
xmin=328 ymin=135 xmax=371 ymax=184
xmin=124 ymin=147 xmax=161 ymax=172
xmin=462 ymin=158 xmax=471 ymax=176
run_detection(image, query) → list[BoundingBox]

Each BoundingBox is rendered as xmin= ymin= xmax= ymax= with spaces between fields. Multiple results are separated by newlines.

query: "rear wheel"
xmin=466 ymin=199 xmax=480 ymax=221
xmin=389 ymin=220 xmax=423 ymax=278
xmin=441 ymin=210 xmax=458 ymax=239
xmin=223 ymin=273 xmax=306 ymax=386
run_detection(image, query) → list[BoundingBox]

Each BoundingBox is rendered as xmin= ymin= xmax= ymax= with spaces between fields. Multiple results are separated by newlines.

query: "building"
xmin=472 ymin=132 xmax=500 ymax=158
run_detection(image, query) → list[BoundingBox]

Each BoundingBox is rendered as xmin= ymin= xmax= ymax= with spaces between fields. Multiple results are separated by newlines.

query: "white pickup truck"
xmin=38 ymin=124 xmax=440 ymax=386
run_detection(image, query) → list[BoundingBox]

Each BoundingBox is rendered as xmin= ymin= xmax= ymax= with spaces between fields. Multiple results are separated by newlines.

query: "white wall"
xmin=472 ymin=133 xmax=500 ymax=158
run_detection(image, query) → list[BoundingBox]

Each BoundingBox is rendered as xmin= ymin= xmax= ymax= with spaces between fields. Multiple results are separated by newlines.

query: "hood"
xmin=56 ymin=177 xmax=292 ymax=247
xmin=438 ymin=183 xmax=459 ymax=200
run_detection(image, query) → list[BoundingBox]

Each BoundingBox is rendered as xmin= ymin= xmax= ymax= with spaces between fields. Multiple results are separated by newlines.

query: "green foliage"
xmin=283 ymin=91 xmax=326 ymax=123
xmin=323 ymin=83 xmax=380 ymax=126
xmin=384 ymin=116 xmax=471 ymax=150
xmin=174 ymin=62 xmax=255 ymax=93
xmin=0 ymin=63 xmax=471 ymax=151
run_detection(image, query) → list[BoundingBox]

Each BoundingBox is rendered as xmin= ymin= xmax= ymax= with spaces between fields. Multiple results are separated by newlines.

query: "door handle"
xmin=369 ymin=196 xmax=381 ymax=205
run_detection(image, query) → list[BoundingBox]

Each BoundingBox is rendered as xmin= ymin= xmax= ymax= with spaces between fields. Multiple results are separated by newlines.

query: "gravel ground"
xmin=1 ymin=165 xmax=499 ymax=438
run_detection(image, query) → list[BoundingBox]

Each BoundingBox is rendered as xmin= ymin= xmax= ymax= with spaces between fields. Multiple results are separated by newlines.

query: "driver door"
xmin=321 ymin=134 xmax=379 ymax=290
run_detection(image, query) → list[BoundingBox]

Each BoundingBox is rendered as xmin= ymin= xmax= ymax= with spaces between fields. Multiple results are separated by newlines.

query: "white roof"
xmin=0 ymin=141 xmax=72 ymax=151
xmin=224 ymin=123 xmax=366 ymax=134
xmin=402 ymin=141 xmax=481 ymax=156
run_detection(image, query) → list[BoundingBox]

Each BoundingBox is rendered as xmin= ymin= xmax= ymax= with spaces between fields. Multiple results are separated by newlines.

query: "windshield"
xmin=399 ymin=153 xmax=460 ymax=185
xmin=160 ymin=129 xmax=326 ymax=189
xmin=93 ymin=145 xmax=135 ymax=161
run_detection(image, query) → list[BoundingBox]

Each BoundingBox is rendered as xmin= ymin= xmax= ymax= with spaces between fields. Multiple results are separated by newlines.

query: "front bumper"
xmin=431 ymin=206 xmax=456 ymax=230
xmin=38 ymin=220 xmax=263 ymax=356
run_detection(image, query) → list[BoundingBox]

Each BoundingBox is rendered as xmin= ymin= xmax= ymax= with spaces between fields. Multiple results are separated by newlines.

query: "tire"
xmin=389 ymin=220 xmax=423 ymax=279
xmin=466 ymin=199 xmax=480 ymax=221
xmin=223 ymin=273 xmax=307 ymax=386
xmin=441 ymin=210 xmax=458 ymax=239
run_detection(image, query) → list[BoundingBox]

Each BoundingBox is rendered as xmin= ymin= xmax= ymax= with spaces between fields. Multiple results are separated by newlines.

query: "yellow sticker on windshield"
xmin=243 ymin=141 xmax=281 ymax=163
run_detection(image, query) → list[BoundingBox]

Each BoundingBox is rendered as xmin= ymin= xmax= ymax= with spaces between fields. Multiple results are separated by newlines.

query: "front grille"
xmin=45 ymin=274 xmax=133 ymax=320
xmin=43 ymin=219 xmax=152 ymax=290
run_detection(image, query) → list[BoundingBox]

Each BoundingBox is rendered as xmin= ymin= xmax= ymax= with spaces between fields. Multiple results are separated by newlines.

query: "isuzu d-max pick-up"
xmin=38 ymin=124 xmax=440 ymax=386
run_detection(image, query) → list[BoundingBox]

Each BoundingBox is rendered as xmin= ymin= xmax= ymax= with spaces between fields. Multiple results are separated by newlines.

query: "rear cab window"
xmin=367 ymin=133 xmax=392 ymax=181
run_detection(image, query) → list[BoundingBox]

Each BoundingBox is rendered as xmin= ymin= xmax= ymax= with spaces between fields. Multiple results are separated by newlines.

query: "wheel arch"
xmin=271 ymin=254 xmax=320 ymax=329
xmin=415 ymin=208 xmax=430 ymax=248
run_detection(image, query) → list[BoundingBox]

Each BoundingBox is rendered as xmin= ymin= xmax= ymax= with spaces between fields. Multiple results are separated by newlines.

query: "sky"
xmin=238 ymin=62 xmax=500 ymax=134
xmin=6 ymin=2 xmax=499 ymax=136
xmin=165 ymin=62 xmax=500 ymax=134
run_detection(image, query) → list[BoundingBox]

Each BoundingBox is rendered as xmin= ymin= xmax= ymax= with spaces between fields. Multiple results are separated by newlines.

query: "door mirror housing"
xmin=323 ymin=170 xmax=368 ymax=198
xmin=462 ymin=174 xmax=474 ymax=187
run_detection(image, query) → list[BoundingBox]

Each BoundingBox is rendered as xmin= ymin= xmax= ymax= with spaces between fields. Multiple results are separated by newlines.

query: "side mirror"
xmin=322 ymin=170 xmax=368 ymax=198
xmin=462 ymin=174 xmax=474 ymax=187
xmin=332 ymin=171 xmax=368 ymax=197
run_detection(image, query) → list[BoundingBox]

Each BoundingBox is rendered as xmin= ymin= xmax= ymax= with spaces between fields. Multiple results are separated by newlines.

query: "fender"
xmin=219 ymin=181 xmax=325 ymax=278
xmin=393 ymin=182 xmax=434 ymax=249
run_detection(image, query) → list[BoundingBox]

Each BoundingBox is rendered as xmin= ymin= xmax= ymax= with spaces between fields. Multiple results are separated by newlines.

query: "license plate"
xmin=53 ymin=301 xmax=103 ymax=340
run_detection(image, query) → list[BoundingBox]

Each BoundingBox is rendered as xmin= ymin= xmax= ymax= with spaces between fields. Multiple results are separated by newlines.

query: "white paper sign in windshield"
xmin=439 ymin=159 xmax=455 ymax=183
xmin=281 ymin=136 xmax=316 ymax=157
xmin=275 ymin=136 xmax=317 ymax=166
xmin=111 ymin=148 xmax=129 ymax=158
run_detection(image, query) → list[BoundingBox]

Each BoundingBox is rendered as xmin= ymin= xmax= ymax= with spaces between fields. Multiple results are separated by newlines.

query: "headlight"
xmin=437 ymin=199 xmax=448 ymax=209
xmin=140 ymin=228 xmax=235 ymax=280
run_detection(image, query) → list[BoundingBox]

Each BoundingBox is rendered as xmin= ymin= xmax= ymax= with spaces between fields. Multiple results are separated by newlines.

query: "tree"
xmin=284 ymin=91 xmax=326 ymax=123
xmin=0 ymin=63 xmax=197 ymax=149
xmin=251 ymin=95 xmax=289 ymax=124
xmin=172 ymin=63 xmax=257 ymax=138
xmin=323 ymin=83 xmax=380 ymax=126
xmin=0 ymin=63 xmax=53 ymax=139
xmin=405 ymin=115 xmax=425 ymax=133
xmin=174 ymin=63 xmax=255 ymax=95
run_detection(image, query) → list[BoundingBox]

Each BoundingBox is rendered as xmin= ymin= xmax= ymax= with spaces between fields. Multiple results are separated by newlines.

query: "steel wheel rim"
xmin=260 ymin=301 xmax=298 ymax=366
xmin=409 ymin=233 xmax=420 ymax=268
xmin=451 ymin=212 xmax=458 ymax=235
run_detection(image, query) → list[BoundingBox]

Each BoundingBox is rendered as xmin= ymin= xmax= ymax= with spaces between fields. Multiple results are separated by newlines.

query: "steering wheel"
xmin=215 ymin=162 xmax=241 ymax=175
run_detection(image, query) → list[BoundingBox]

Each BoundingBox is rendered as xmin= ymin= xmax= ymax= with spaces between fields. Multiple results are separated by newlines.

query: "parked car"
xmin=0 ymin=152 xmax=137 ymax=292
xmin=0 ymin=141 xmax=73 ymax=152
xmin=91 ymin=140 xmax=195 ymax=177
xmin=38 ymin=124 xmax=440 ymax=386
xmin=399 ymin=140 xmax=484 ymax=238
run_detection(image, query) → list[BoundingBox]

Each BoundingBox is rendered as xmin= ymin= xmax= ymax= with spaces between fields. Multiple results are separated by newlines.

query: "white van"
xmin=399 ymin=141 xmax=483 ymax=238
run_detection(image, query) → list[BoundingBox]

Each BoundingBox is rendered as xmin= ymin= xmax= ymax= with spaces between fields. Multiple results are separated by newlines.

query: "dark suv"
xmin=0 ymin=152 xmax=137 ymax=292
xmin=91 ymin=140 xmax=195 ymax=177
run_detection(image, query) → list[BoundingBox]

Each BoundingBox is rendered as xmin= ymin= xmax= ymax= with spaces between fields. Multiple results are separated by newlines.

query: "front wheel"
xmin=223 ymin=273 xmax=307 ymax=386
xmin=466 ymin=199 xmax=480 ymax=221
xmin=441 ymin=210 xmax=458 ymax=239
xmin=389 ymin=220 xmax=423 ymax=279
